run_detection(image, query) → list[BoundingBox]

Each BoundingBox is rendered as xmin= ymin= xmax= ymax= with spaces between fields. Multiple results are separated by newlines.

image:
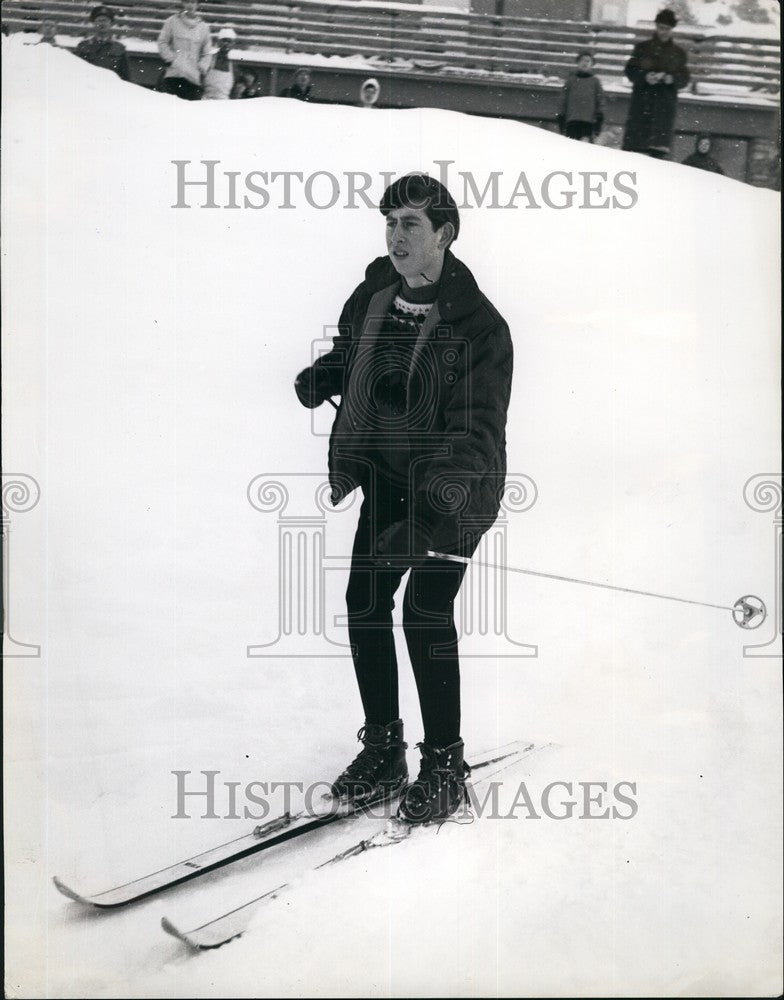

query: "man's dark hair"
xmin=379 ymin=174 xmax=460 ymax=245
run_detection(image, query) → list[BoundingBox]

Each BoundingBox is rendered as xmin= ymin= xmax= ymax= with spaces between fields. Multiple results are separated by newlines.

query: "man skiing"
xmin=294 ymin=175 xmax=513 ymax=823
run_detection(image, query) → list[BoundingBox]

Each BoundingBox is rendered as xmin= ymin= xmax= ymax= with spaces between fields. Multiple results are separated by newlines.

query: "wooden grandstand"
xmin=1 ymin=0 xmax=780 ymax=95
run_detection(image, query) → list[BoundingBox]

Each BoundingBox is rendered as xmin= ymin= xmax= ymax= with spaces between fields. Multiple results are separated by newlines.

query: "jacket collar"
xmin=362 ymin=249 xmax=482 ymax=322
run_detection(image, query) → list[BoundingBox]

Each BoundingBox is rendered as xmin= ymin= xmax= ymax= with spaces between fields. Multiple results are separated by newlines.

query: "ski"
xmin=53 ymin=739 xmax=533 ymax=909
xmin=161 ymin=740 xmax=547 ymax=950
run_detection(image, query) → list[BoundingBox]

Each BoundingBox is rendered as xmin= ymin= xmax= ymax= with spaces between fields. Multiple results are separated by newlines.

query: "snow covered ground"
xmin=2 ymin=37 xmax=782 ymax=998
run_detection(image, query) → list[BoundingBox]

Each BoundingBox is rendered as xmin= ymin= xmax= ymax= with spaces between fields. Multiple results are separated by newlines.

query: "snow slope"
xmin=2 ymin=36 xmax=781 ymax=998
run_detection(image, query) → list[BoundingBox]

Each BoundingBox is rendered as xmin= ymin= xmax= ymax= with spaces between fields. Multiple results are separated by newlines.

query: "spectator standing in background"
xmin=202 ymin=26 xmax=236 ymax=100
xmin=681 ymin=134 xmax=725 ymax=175
xmin=359 ymin=77 xmax=380 ymax=108
xmin=280 ymin=67 xmax=313 ymax=101
xmin=37 ymin=19 xmax=59 ymax=45
xmin=75 ymin=6 xmax=130 ymax=82
xmin=622 ymin=9 xmax=689 ymax=159
xmin=157 ymin=0 xmax=211 ymax=101
xmin=557 ymin=50 xmax=604 ymax=142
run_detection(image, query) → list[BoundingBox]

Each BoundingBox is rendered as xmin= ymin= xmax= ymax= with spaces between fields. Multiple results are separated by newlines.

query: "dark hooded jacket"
xmin=75 ymin=35 xmax=131 ymax=81
xmin=681 ymin=137 xmax=724 ymax=174
xmin=622 ymin=35 xmax=690 ymax=153
xmin=280 ymin=83 xmax=312 ymax=101
xmin=313 ymin=250 xmax=513 ymax=552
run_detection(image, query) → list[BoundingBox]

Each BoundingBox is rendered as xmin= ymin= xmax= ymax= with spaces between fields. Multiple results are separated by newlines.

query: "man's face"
xmin=93 ymin=14 xmax=112 ymax=37
xmin=296 ymin=70 xmax=311 ymax=88
xmin=41 ymin=20 xmax=57 ymax=39
xmin=181 ymin=1 xmax=198 ymax=15
xmin=218 ymin=37 xmax=233 ymax=51
xmin=655 ymin=23 xmax=673 ymax=41
xmin=385 ymin=205 xmax=448 ymax=282
xmin=577 ymin=55 xmax=593 ymax=71
xmin=697 ymin=137 xmax=711 ymax=154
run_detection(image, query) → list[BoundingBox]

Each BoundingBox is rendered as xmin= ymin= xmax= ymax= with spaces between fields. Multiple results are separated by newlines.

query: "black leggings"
xmin=345 ymin=478 xmax=471 ymax=747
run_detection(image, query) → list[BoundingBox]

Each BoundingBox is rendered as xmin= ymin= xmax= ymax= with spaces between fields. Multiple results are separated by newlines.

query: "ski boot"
xmin=331 ymin=719 xmax=408 ymax=808
xmin=398 ymin=739 xmax=470 ymax=824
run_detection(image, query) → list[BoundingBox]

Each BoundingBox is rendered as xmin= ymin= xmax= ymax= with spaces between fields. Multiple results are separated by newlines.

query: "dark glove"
xmin=593 ymin=114 xmax=604 ymax=137
xmin=374 ymin=519 xmax=432 ymax=567
xmin=294 ymin=366 xmax=332 ymax=409
xmin=556 ymin=114 xmax=565 ymax=135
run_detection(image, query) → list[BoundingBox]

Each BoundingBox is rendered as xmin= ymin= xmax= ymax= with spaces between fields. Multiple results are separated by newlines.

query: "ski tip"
xmin=162 ymin=917 xmax=243 ymax=950
xmin=52 ymin=877 xmax=88 ymax=904
xmin=161 ymin=917 xmax=193 ymax=947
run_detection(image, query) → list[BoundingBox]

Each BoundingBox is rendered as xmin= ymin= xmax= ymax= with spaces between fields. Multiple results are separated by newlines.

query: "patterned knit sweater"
xmin=369 ymin=280 xmax=438 ymax=486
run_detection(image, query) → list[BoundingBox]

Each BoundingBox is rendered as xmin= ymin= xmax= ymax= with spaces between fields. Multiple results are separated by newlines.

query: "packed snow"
xmin=2 ymin=36 xmax=781 ymax=999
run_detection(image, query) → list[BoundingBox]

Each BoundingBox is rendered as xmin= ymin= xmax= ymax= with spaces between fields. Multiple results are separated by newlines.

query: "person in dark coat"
xmin=231 ymin=69 xmax=261 ymax=99
xmin=75 ymin=6 xmax=131 ymax=82
xmin=622 ymin=9 xmax=690 ymax=159
xmin=294 ymin=175 xmax=513 ymax=824
xmin=681 ymin=134 xmax=725 ymax=174
xmin=557 ymin=50 xmax=605 ymax=142
xmin=280 ymin=67 xmax=312 ymax=101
